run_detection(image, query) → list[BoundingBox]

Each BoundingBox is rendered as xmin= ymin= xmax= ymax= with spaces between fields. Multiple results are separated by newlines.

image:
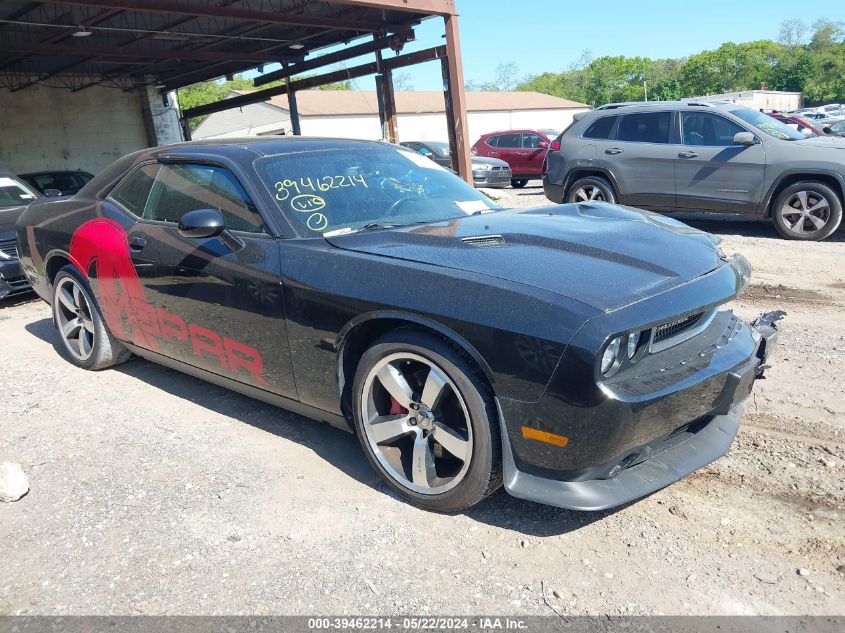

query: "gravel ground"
xmin=1 ymin=183 xmax=843 ymax=616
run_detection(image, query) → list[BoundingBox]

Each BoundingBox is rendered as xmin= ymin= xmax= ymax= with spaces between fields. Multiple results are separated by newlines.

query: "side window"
xmin=681 ymin=112 xmax=746 ymax=146
xmin=617 ymin=112 xmax=671 ymax=144
xmin=485 ymin=136 xmax=499 ymax=148
xmin=583 ymin=115 xmax=618 ymax=140
xmin=522 ymin=134 xmax=544 ymax=148
xmin=110 ymin=164 xmax=160 ymax=216
xmin=144 ymin=164 xmax=265 ymax=233
xmin=496 ymin=133 xmax=522 ymax=148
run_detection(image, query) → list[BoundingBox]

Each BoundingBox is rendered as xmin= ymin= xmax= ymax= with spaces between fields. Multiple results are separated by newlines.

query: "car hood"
xmin=791 ymin=135 xmax=845 ymax=149
xmin=0 ymin=205 xmax=27 ymax=235
xmin=325 ymin=203 xmax=723 ymax=312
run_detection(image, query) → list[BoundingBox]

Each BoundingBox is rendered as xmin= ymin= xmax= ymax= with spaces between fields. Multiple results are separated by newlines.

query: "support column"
xmin=375 ymin=50 xmax=398 ymax=143
xmin=442 ymin=12 xmax=471 ymax=184
xmin=285 ymin=71 xmax=301 ymax=135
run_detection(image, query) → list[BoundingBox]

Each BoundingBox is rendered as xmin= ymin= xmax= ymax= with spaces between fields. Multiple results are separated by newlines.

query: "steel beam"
xmin=442 ymin=13 xmax=471 ymax=183
xmin=48 ymin=0 xmax=398 ymax=32
xmin=326 ymin=0 xmax=456 ymax=15
xmin=183 ymin=45 xmax=446 ymax=120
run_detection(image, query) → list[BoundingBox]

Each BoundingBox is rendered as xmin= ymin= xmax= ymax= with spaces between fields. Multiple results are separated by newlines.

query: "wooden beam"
xmin=254 ymin=30 xmax=413 ymax=87
xmin=442 ymin=13 xmax=471 ymax=183
xmin=48 ymin=0 xmax=399 ymax=32
xmin=182 ymin=45 xmax=446 ymax=120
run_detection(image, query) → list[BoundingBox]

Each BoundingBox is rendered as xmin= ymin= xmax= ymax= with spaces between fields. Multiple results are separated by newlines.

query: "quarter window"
xmin=617 ymin=112 xmax=671 ymax=144
xmin=681 ymin=112 xmax=746 ymax=146
xmin=144 ymin=164 xmax=265 ymax=233
xmin=485 ymin=136 xmax=499 ymax=148
xmin=583 ymin=115 xmax=617 ymax=140
xmin=110 ymin=164 xmax=160 ymax=216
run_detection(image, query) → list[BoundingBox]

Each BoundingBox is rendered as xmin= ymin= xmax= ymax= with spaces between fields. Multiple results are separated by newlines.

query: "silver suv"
xmin=543 ymin=101 xmax=845 ymax=240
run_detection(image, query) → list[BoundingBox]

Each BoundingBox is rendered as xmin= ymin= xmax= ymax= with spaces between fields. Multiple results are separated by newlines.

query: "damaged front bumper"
xmin=0 ymin=256 xmax=30 ymax=300
xmin=499 ymin=310 xmax=784 ymax=511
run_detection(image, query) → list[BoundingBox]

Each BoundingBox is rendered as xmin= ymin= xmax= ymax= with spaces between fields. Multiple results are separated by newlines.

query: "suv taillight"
xmin=550 ymin=139 xmax=561 ymax=151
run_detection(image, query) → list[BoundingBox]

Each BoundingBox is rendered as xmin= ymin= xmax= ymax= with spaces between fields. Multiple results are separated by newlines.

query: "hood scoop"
xmin=461 ymin=234 xmax=505 ymax=247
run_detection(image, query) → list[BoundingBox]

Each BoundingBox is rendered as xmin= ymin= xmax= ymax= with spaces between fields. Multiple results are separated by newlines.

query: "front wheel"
xmin=52 ymin=266 xmax=131 ymax=370
xmin=511 ymin=179 xmax=529 ymax=189
xmin=352 ymin=329 xmax=501 ymax=513
xmin=772 ymin=181 xmax=842 ymax=241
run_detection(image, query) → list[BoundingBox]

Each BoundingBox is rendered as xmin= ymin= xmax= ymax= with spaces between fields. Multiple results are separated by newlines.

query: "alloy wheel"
xmin=55 ymin=276 xmax=96 ymax=361
xmin=360 ymin=352 xmax=473 ymax=495
xmin=573 ymin=185 xmax=606 ymax=202
xmin=779 ymin=190 xmax=831 ymax=235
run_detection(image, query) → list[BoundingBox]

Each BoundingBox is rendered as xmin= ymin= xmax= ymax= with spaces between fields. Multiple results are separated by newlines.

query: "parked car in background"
xmin=18 ymin=169 xmax=94 ymax=196
xmin=400 ymin=141 xmax=512 ymax=188
xmin=543 ymin=100 xmax=845 ymax=241
xmin=0 ymin=173 xmax=39 ymax=299
xmin=825 ymin=120 xmax=845 ymax=137
xmin=766 ymin=112 xmax=824 ymax=137
xmin=471 ymin=129 xmax=559 ymax=188
xmin=15 ymin=137 xmax=781 ymax=513
xmin=399 ymin=141 xmax=452 ymax=169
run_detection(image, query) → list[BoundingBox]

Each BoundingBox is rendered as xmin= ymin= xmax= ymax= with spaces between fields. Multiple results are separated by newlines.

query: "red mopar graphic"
xmin=70 ymin=218 xmax=159 ymax=350
xmin=68 ymin=218 xmax=268 ymax=385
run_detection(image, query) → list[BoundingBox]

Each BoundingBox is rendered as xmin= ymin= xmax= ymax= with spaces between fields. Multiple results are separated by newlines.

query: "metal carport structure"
xmin=0 ymin=0 xmax=472 ymax=180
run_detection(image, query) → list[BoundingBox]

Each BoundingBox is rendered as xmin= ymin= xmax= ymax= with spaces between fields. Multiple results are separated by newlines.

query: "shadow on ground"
xmin=0 ymin=291 xmax=38 ymax=310
xmin=23 ymin=316 xmax=607 ymax=536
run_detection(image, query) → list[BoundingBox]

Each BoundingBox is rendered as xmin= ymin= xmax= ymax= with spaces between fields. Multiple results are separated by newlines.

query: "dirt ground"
xmin=1 ymin=183 xmax=843 ymax=616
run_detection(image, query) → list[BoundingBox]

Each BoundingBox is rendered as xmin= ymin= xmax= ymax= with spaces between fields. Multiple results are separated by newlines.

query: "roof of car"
xmin=594 ymin=100 xmax=738 ymax=111
xmin=18 ymin=169 xmax=93 ymax=177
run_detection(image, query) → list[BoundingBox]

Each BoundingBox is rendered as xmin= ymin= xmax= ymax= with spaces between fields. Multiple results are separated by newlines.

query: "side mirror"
xmin=178 ymin=208 xmax=225 ymax=239
xmin=537 ymin=141 xmax=549 ymax=149
xmin=733 ymin=132 xmax=756 ymax=146
xmin=43 ymin=188 xmax=63 ymax=197
xmin=823 ymin=127 xmax=833 ymax=135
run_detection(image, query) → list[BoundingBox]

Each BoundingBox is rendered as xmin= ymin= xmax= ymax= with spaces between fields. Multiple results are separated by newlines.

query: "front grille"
xmin=492 ymin=166 xmax=509 ymax=171
xmin=0 ymin=238 xmax=18 ymax=260
xmin=653 ymin=312 xmax=704 ymax=344
xmin=461 ymin=235 xmax=505 ymax=247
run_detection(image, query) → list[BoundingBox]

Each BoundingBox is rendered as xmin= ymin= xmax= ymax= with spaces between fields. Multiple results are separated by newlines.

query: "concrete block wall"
xmin=0 ymin=82 xmax=183 ymax=176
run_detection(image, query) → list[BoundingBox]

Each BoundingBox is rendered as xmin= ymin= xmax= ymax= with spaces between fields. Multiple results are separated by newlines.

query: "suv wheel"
xmin=566 ymin=176 xmax=616 ymax=204
xmin=772 ymin=181 xmax=842 ymax=241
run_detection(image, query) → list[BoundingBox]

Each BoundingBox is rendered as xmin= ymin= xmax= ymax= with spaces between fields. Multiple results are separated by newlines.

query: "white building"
xmin=191 ymin=90 xmax=589 ymax=142
xmin=692 ymin=89 xmax=802 ymax=112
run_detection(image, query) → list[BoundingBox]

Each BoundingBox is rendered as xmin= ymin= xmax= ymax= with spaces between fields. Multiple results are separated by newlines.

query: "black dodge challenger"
xmin=15 ymin=138 xmax=781 ymax=513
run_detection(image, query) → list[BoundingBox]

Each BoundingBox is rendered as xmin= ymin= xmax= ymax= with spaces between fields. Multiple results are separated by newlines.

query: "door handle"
xmin=516 ymin=151 xmax=527 ymax=156
xmin=128 ymin=236 xmax=147 ymax=251
xmin=678 ymin=151 xmax=700 ymax=158
xmin=605 ymin=148 xmax=623 ymax=155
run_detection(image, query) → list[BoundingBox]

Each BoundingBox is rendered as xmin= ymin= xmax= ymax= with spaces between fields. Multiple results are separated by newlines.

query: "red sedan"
xmin=471 ymin=128 xmax=558 ymax=188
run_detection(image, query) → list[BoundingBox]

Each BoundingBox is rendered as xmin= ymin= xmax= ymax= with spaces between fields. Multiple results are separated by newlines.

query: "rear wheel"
xmin=352 ymin=329 xmax=501 ymax=513
xmin=52 ymin=266 xmax=131 ymax=370
xmin=772 ymin=181 xmax=842 ymax=241
xmin=566 ymin=176 xmax=616 ymax=204
xmin=511 ymin=179 xmax=528 ymax=189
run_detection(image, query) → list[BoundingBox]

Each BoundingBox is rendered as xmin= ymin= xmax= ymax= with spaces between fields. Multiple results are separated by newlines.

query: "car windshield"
xmin=732 ymin=108 xmax=805 ymax=140
xmin=0 ymin=176 xmax=38 ymax=208
xmin=254 ymin=144 xmax=500 ymax=237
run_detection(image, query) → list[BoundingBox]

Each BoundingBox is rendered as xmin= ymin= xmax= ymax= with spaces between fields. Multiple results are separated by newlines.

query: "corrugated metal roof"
xmin=232 ymin=90 xmax=588 ymax=115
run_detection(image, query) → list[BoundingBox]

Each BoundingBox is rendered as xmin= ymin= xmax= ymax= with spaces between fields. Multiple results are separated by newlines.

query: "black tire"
xmin=771 ymin=181 xmax=843 ymax=241
xmin=52 ymin=265 xmax=131 ymax=370
xmin=352 ymin=328 xmax=501 ymax=513
xmin=566 ymin=176 xmax=617 ymax=204
xmin=511 ymin=179 xmax=529 ymax=189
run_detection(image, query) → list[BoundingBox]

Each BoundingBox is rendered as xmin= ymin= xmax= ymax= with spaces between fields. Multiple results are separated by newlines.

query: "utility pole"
xmin=644 ymin=80 xmax=648 ymax=101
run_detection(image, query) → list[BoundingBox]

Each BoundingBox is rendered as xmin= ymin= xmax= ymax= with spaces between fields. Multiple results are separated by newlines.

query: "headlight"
xmin=474 ymin=163 xmax=492 ymax=171
xmin=601 ymin=336 xmax=623 ymax=374
xmin=627 ymin=331 xmax=641 ymax=359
